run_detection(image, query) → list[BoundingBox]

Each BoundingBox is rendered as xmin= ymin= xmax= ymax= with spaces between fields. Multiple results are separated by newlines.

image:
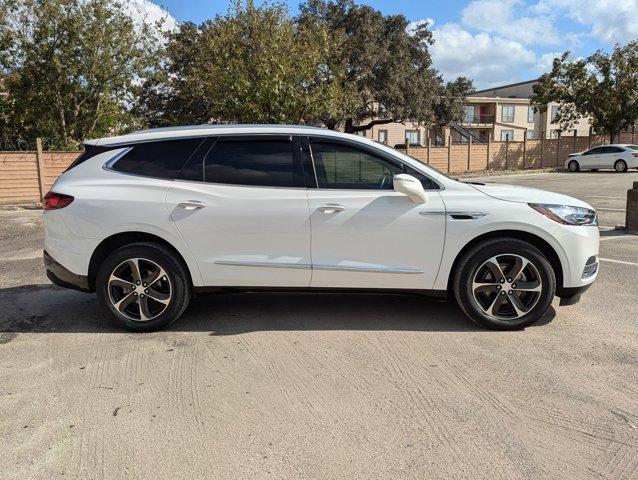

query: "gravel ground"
xmin=1 ymin=171 xmax=637 ymax=479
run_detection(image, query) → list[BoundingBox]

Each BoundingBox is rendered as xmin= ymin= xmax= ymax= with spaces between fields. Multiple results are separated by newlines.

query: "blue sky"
xmin=145 ymin=0 xmax=638 ymax=88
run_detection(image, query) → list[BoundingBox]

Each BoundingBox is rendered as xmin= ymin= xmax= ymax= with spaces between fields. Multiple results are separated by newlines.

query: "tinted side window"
xmin=112 ymin=138 xmax=205 ymax=179
xmin=204 ymin=139 xmax=301 ymax=187
xmin=311 ymin=142 xmax=403 ymax=189
xmin=606 ymin=146 xmax=624 ymax=153
xmin=585 ymin=147 xmax=602 ymax=155
xmin=65 ymin=144 xmax=115 ymax=172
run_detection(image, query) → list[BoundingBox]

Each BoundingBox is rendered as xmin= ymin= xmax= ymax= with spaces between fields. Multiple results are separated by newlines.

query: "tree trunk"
xmin=344 ymin=118 xmax=354 ymax=134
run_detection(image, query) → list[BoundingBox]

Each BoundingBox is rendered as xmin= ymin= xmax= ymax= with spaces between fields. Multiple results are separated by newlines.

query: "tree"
xmin=0 ymin=0 xmax=161 ymax=149
xmin=139 ymin=0 xmax=472 ymax=133
xmin=298 ymin=0 xmax=472 ymax=133
xmin=136 ymin=0 xmax=343 ymax=127
xmin=531 ymin=42 xmax=638 ymax=143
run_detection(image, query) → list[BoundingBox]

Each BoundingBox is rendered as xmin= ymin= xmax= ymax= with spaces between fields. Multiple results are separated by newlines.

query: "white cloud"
xmin=461 ymin=0 xmax=561 ymax=45
xmin=407 ymin=17 xmax=434 ymax=34
xmin=119 ymin=0 xmax=178 ymax=34
xmin=429 ymin=22 xmax=537 ymax=88
xmin=534 ymin=51 xmax=563 ymax=74
xmin=532 ymin=0 xmax=638 ymax=45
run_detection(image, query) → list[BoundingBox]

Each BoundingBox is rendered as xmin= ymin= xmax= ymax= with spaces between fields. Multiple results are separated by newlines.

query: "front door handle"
xmin=317 ymin=204 xmax=346 ymax=214
xmin=178 ymin=200 xmax=207 ymax=211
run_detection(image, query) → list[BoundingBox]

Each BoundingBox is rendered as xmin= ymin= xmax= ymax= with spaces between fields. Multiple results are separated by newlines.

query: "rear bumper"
xmin=44 ymin=250 xmax=90 ymax=293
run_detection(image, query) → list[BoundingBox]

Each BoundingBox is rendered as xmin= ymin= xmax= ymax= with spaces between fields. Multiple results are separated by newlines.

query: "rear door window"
xmin=204 ymin=137 xmax=303 ymax=188
xmin=112 ymin=138 xmax=206 ymax=179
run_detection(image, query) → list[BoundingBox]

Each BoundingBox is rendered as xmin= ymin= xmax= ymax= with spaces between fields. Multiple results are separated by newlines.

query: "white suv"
xmin=43 ymin=125 xmax=599 ymax=331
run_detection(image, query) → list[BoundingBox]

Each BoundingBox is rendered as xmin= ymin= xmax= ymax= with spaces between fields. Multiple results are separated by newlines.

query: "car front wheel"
xmin=453 ymin=238 xmax=556 ymax=330
xmin=96 ymin=242 xmax=192 ymax=331
xmin=568 ymin=160 xmax=579 ymax=172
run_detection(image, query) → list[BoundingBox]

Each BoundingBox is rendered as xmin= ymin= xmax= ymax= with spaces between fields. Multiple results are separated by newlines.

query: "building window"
xmin=463 ymin=106 xmax=475 ymax=123
xmin=526 ymin=130 xmax=538 ymax=140
xmin=550 ymin=129 xmax=560 ymax=139
xmin=355 ymin=130 xmax=367 ymax=137
xmin=405 ymin=130 xmax=420 ymax=145
xmin=500 ymin=130 xmax=514 ymax=141
xmin=378 ymin=130 xmax=388 ymax=144
xmin=501 ymin=105 xmax=515 ymax=123
xmin=527 ymin=106 xmax=534 ymax=123
xmin=551 ymin=105 xmax=558 ymax=122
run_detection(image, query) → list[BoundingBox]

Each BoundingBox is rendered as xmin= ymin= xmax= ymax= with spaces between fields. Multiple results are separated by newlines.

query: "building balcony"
xmin=462 ymin=115 xmax=495 ymax=125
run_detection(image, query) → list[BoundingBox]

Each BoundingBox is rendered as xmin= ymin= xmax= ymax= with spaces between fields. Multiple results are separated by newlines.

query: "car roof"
xmin=85 ymin=124 xmax=342 ymax=146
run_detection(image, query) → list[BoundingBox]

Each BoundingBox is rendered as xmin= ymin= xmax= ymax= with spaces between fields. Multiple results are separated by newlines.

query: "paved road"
xmin=1 ymin=172 xmax=637 ymax=479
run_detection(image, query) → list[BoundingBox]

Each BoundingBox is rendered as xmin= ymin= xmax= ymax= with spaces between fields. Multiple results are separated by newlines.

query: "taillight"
xmin=43 ymin=192 xmax=74 ymax=210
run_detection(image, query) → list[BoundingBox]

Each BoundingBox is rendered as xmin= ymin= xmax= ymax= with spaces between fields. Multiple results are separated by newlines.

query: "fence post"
xmin=487 ymin=133 xmax=491 ymax=170
xmin=588 ymin=126 xmax=592 ymax=149
xmin=633 ymin=126 xmax=635 ymax=144
xmin=505 ymin=138 xmax=509 ymax=170
xmin=573 ymin=129 xmax=577 ymax=152
xmin=556 ymin=130 xmax=561 ymax=166
xmin=447 ymin=135 xmax=452 ymax=173
xmin=467 ymin=136 xmax=472 ymax=171
xmin=35 ymin=138 xmax=46 ymax=202
xmin=427 ymin=138 xmax=431 ymax=165
xmin=523 ymin=130 xmax=527 ymax=169
xmin=540 ymin=132 xmax=544 ymax=167
xmin=405 ymin=139 xmax=410 ymax=157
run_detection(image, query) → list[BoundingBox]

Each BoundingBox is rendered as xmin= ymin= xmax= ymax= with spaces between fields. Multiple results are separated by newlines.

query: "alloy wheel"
xmin=472 ymin=254 xmax=543 ymax=321
xmin=107 ymin=258 xmax=172 ymax=321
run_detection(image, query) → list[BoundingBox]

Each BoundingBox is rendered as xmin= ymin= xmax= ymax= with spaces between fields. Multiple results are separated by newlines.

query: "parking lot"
xmin=1 ymin=171 xmax=637 ymax=479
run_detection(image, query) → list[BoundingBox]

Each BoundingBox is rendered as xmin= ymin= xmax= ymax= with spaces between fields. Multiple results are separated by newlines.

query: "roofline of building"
xmin=470 ymin=78 xmax=541 ymax=96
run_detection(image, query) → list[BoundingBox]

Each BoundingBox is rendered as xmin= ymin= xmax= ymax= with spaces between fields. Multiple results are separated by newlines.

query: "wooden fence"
xmin=0 ymin=132 xmax=634 ymax=204
xmin=404 ymin=132 xmax=635 ymax=174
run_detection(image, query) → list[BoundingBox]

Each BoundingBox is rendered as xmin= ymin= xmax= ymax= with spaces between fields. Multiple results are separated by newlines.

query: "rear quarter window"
xmin=112 ymin=138 xmax=206 ymax=179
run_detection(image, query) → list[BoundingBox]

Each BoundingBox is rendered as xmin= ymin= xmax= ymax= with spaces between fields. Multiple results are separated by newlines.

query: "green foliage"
xmin=0 ymin=0 xmax=161 ymax=150
xmin=531 ymin=42 xmax=638 ymax=143
xmin=139 ymin=0 xmax=472 ymax=132
xmin=137 ymin=0 xmax=343 ymax=127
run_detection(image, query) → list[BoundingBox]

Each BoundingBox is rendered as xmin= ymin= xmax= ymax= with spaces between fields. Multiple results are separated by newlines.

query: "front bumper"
xmin=557 ymin=283 xmax=592 ymax=306
xmin=44 ymin=250 xmax=90 ymax=293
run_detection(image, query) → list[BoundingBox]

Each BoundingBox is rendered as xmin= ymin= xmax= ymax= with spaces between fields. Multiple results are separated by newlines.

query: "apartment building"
xmin=354 ymin=79 xmax=591 ymax=145
xmin=459 ymin=79 xmax=590 ymax=143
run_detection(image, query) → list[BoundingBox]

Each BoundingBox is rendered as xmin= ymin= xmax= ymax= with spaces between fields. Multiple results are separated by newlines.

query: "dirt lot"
xmin=1 ymin=171 xmax=637 ymax=479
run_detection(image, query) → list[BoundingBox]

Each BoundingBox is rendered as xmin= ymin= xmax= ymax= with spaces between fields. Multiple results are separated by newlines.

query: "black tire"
xmin=590 ymin=169 xmax=599 ymax=171
xmin=453 ymin=238 xmax=556 ymax=330
xmin=568 ymin=160 xmax=580 ymax=172
xmin=614 ymin=159 xmax=628 ymax=172
xmin=96 ymin=242 xmax=191 ymax=331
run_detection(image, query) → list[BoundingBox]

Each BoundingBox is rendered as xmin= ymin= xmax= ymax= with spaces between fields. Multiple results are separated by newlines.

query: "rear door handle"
xmin=178 ymin=201 xmax=207 ymax=211
xmin=317 ymin=204 xmax=346 ymax=214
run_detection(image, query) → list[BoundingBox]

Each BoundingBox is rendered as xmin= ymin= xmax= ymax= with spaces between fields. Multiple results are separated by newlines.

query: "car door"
xmin=602 ymin=146 xmax=625 ymax=168
xmin=166 ymin=135 xmax=312 ymax=287
xmin=304 ymin=136 xmax=446 ymax=290
xmin=579 ymin=147 xmax=602 ymax=168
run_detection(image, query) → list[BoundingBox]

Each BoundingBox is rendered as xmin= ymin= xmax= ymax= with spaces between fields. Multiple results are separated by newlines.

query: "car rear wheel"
xmin=568 ymin=160 xmax=580 ymax=172
xmin=453 ymin=238 xmax=556 ymax=330
xmin=96 ymin=242 xmax=191 ymax=331
xmin=614 ymin=159 xmax=628 ymax=172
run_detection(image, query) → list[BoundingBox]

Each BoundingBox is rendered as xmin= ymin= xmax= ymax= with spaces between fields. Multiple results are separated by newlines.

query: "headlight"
xmin=529 ymin=203 xmax=598 ymax=226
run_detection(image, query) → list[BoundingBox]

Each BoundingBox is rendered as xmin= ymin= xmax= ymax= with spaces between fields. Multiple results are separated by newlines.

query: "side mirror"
xmin=393 ymin=174 xmax=427 ymax=204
